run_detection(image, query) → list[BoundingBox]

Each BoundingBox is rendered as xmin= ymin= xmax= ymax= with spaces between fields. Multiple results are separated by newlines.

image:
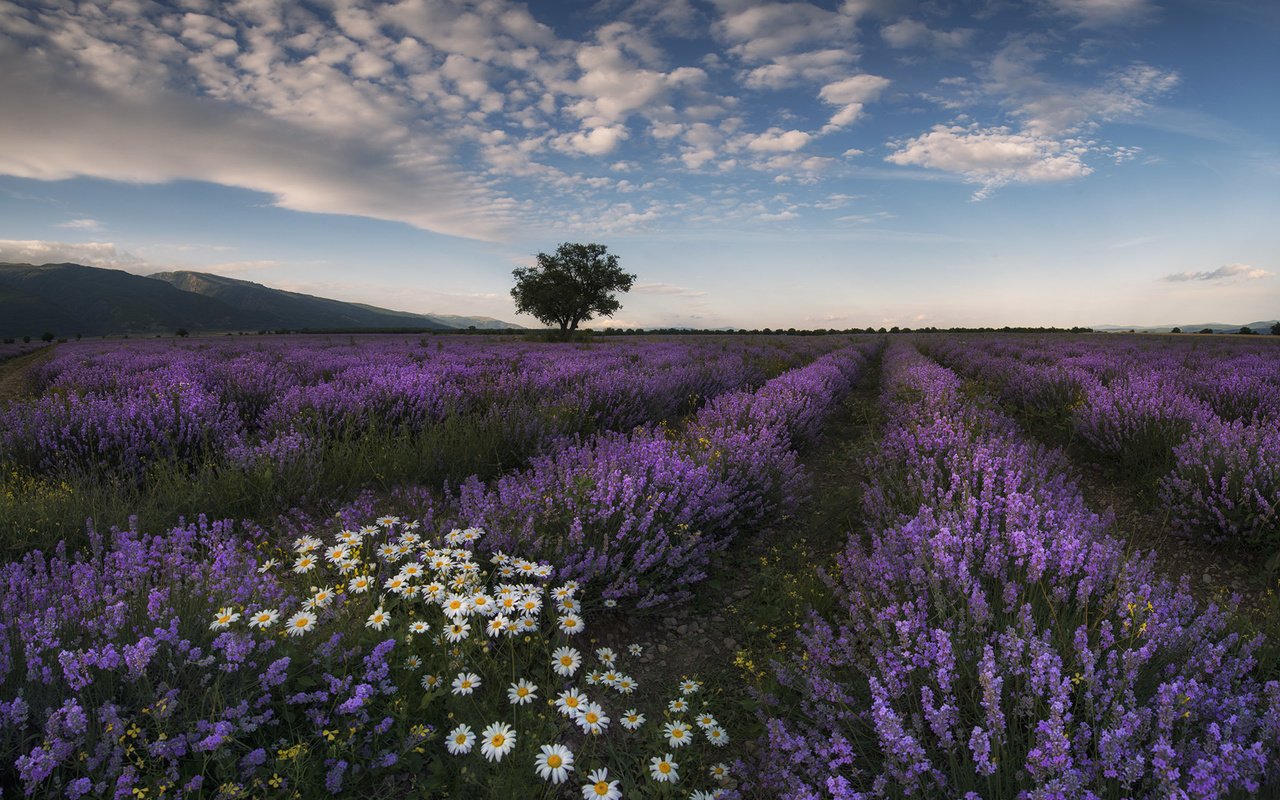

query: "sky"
xmin=1 ymin=0 xmax=1277 ymax=329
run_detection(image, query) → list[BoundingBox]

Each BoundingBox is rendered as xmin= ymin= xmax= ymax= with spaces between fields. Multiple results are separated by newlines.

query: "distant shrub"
xmin=1162 ymin=418 xmax=1280 ymax=548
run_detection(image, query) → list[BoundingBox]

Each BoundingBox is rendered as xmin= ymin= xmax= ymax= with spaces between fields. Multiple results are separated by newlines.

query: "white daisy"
xmin=445 ymin=621 xmax=470 ymax=642
xmin=614 ymin=675 xmax=637 ymax=694
xmin=247 ymin=608 xmax=279 ymax=629
xmin=508 ymin=679 xmax=538 ymax=705
xmin=533 ymin=743 xmax=575 ymax=784
xmin=209 ymin=607 xmax=240 ymax=631
xmin=446 ymin=724 xmax=474 ymax=755
xmin=649 ymin=753 xmax=679 ymax=783
xmin=451 ymin=672 xmax=481 ymax=696
xmin=620 ymin=709 xmax=645 ymax=730
xmin=479 ymin=722 xmax=516 ymax=762
xmin=558 ymin=613 xmax=584 ymax=636
xmin=555 ymin=689 xmax=587 ymax=719
xmin=664 ymin=720 xmax=693 ymax=748
xmin=285 ymin=611 xmax=316 ymax=636
xmin=409 ymin=620 xmax=431 ymax=635
xmin=709 ymin=763 xmax=730 ymax=781
xmin=366 ymin=607 xmax=391 ymax=630
xmin=256 ymin=558 xmax=279 ymax=573
xmin=575 ymin=702 xmax=609 ymax=735
xmin=551 ymin=646 xmax=582 ymax=677
xmin=705 ymin=725 xmax=729 ymax=746
xmin=485 ymin=615 xmax=509 ymax=637
xmin=291 ymin=555 xmax=317 ymax=574
xmin=304 ymin=587 xmax=335 ymax=610
xmin=595 ymin=647 xmax=617 ymax=665
xmin=581 ymin=768 xmax=622 ymax=800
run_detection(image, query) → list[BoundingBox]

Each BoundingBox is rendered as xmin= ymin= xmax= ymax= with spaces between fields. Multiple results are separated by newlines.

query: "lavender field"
xmin=2 ymin=333 xmax=1279 ymax=798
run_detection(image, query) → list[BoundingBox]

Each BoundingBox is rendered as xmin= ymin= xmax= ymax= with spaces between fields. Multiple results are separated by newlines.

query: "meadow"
xmin=0 ymin=332 xmax=1278 ymax=798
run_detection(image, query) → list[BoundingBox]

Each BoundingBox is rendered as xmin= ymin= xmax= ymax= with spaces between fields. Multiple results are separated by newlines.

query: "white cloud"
xmin=1162 ymin=264 xmax=1272 ymax=283
xmin=745 ymin=128 xmax=812 ymax=153
xmin=633 ymin=282 xmax=707 ymax=297
xmin=0 ymin=3 xmax=519 ymax=241
xmin=741 ymin=49 xmax=854 ymax=89
xmin=1047 ymin=0 xmax=1155 ymax=27
xmin=818 ymin=73 xmax=890 ymax=131
xmin=0 ymin=239 xmax=151 ymax=271
xmin=559 ymin=125 xmax=630 ymax=156
xmin=881 ymin=19 xmax=974 ymax=50
xmin=986 ymin=42 xmax=1179 ymax=137
xmin=712 ymin=1 xmax=860 ymax=63
xmin=886 ymin=124 xmax=1092 ymax=199
xmin=54 ymin=218 xmax=104 ymax=230
xmin=756 ymin=210 xmax=800 ymax=221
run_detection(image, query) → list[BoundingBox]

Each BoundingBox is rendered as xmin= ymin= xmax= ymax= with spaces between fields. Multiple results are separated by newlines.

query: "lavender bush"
xmin=743 ymin=343 xmax=1280 ymax=799
xmin=455 ymin=343 xmax=875 ymax=608
xmin=0 ymin=517 xmax=736 ymax=798
xmin=1161 ymin=418 xmax=1280 ymax=548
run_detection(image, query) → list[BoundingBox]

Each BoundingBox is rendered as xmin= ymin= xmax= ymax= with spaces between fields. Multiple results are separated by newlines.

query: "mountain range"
xmin=0 ymin=263 xmax=521 ymax=337
xmin=1093 ymin=321 xmax=1278 ymax=333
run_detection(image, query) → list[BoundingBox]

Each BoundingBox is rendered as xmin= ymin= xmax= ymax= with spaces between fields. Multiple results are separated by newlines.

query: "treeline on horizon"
xmin=7 ymin=324 xmax=1280 ymax=345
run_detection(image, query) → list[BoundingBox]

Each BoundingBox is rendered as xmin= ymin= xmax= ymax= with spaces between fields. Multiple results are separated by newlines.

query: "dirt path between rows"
xmin=0 ymin=345 xmax=54 ymax=404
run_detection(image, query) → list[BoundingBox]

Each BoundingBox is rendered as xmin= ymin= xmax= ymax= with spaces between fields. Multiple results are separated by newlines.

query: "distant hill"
xmin=1094 ymin=321 xmax=1278 ymax=333
xmin=0 ymin=263 xmax=522 ymax=337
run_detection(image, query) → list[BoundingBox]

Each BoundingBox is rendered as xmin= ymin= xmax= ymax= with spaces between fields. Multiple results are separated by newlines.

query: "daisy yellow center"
xmin=565 ymin=619 xmax=577 ymax=627
xmin=218 ymin=615 xmax=231 ymax=623
xmin=585 ymin=712 xmax=598 ymax=724
xmin=594 ymin=783 xmax=610 ymax=796
xmin=560 ymin=656 xmax=573 ymax=666
xmin=659 ymin=762 xmax=671 ymax=774
xmin=257 ymin=614 xmax=270 ymax=622
xmin=673 ymin=729 xmax=684 ymax=738
xmin=491 ymin=734 xmax=505 ymax=747
xmin=547 ymin=754 xmax=562 ymax=768
xmin=455 ymin=735 xmax=466 ymax=745
xmin=461 ymin=680 xmax=471 ymax=688
xmin=517 ymin=688 xmax=529 ymax=697
xmin=295 ymin=619 xmax=308 ymax=627
xmin=567 ymin=698 xmax=579 ymax=707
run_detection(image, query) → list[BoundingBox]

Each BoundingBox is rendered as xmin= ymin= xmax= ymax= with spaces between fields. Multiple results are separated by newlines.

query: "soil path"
xmin=0 ymin=345 xmax=54 ymax=404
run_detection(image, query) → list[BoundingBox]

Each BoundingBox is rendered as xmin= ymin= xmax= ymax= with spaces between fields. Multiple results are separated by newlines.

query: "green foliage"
xmin=511 ymin=243 xmax=636 ymax=338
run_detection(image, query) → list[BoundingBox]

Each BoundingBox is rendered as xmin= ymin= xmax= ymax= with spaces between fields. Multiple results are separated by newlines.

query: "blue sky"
xmin=1 ymin=0 xmax=1276 ymax=328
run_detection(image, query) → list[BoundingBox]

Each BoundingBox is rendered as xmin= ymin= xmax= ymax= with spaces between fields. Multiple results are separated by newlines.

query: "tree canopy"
xmin=511 ymin=243 xmax=636 ymax=337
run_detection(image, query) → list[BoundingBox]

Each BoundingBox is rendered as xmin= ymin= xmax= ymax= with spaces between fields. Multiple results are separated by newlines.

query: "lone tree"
xmin=511 ymin=242 xmax=635 ymax=338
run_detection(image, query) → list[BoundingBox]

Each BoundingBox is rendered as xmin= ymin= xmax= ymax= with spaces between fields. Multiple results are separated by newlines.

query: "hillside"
xmin=0 ymin=263 xmax=521 ymax=337
xmin=0 ymin=263 xmax=255 ymax=337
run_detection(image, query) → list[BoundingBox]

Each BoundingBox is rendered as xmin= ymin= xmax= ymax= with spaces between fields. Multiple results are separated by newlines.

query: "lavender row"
xmin=0 ymin=517 xmax=735 ymax=796
xmin=743 ymin=342 xmax=1280 ymax=799
xmin=423 ymin=340 xmax=878 ymax=608
xmin=0 ymin=339 xmax=878 ymax=795
xmin=926 ymin=336 xmax=1280 ymax=548
xmin=1 ymin=335 xmax=836 ymax=482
